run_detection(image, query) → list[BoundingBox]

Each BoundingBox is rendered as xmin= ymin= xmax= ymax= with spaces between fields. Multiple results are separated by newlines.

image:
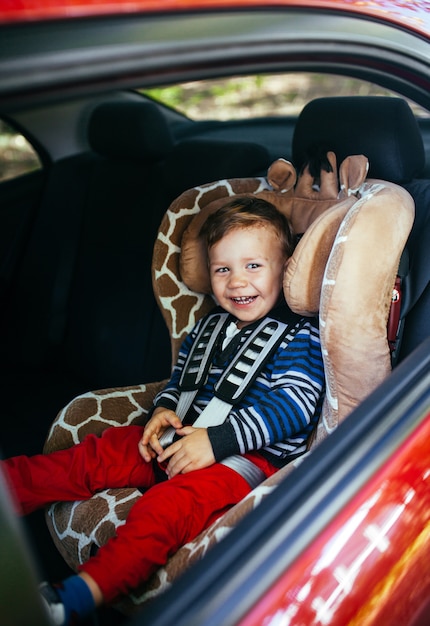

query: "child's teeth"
xmin=234 ymin=296 xmax=254 ymax=303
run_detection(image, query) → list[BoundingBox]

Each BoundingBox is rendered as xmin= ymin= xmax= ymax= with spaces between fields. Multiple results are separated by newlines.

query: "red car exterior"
xmin=240 ymin=414 xmax=430 ymax=626
xmin=1 ymin=0 xmax=430 ymax=40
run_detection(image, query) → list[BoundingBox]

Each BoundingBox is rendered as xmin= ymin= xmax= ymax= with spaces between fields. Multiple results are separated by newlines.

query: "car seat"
xmin=292 ymin=95 xmax=430 ymax=364
xmin=292 ymin=96 xmax=425 ymax=185
xmin=0 ymin=100 xmax=271 ymax=459
xmin=43 ymin=145 xmax=414 ymax=613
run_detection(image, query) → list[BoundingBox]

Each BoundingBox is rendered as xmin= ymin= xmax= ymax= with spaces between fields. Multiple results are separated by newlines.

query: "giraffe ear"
xmin=339 ymin=154 xmax=369 ymax=197
xmin=267 ymin=158 xmax=297 ymax=192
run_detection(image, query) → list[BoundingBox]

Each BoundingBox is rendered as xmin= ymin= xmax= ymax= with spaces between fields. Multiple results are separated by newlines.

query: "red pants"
xmin=2 ymin=426 xmax=274 ymax=603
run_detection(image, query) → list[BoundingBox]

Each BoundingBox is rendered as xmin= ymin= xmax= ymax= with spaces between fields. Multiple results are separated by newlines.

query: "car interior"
xmin=34 ymin=89 xmax=415 ymax=618
xmin=1 ymin=75 xmax=430 ymax=624
xmin=2 ymin=92 xmax=429 ymax=447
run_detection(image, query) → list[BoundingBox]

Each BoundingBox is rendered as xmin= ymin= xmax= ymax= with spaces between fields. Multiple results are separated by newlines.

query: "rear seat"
xmin=292 ymin=96 xmax=430 ymax=365
xmin=0 ymin=101 xmax=271 ymax=456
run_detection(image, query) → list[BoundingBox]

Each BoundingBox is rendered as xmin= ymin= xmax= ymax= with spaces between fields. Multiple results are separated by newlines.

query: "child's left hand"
xmin=157 ymin=427 xmax=215 ymax=478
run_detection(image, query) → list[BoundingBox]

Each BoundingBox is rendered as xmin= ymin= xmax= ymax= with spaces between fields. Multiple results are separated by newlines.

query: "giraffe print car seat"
xmin=43 ymin=153 xmax=414 ymax=614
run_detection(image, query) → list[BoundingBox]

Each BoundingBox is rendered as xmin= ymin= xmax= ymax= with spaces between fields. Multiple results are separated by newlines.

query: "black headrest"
xmin=88 ymin=101 xmax=174 ymax=160
xmin=163 ymin=139 xmax=271 ymax=198
xmin=292 ymin=97 xmax=425 ymax=183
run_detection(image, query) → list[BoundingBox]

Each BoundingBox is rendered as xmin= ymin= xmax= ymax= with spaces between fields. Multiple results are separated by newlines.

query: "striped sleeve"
xmin=208 ymin=320 xmax=325 ymax=462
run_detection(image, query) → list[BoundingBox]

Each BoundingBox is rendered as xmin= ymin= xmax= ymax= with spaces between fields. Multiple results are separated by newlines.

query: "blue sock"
xmin=55 ymin=575 xmax=95 ymax=624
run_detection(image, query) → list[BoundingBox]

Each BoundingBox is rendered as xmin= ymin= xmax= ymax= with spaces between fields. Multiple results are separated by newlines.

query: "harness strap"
xmin=159 ymin=312 xmax=305 ymax=457
xmin=173 ymin=314 xmax=230 ymax=421
xmin=213 ymin=318 xmax=292 ymax=404
xmin=178 ymin=313 xmax=230 ymax=391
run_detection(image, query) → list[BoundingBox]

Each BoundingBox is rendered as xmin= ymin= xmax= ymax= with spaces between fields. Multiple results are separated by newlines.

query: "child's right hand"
xmin=138 ymin=407 xmax=182 ymax=462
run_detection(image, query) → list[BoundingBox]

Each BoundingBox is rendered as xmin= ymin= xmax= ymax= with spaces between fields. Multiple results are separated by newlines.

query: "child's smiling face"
xmin=208 ymin=224 xmax=288 ymax=328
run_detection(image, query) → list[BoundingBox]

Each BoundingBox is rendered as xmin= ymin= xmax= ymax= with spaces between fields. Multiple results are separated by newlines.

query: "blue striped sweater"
xmin=154 ymin=306 xmax=325 ymax=468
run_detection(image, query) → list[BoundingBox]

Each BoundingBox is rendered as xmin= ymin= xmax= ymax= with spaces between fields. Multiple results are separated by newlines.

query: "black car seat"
xmin=0 ymin=100 xmax=271 ymax=457
xmin=59 ymin=102 xmax=271 ymax=389
xmin=292 ymin=96 xmax=430 ymax=364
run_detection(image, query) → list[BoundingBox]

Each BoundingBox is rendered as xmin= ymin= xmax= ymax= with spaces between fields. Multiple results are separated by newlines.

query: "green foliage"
xmin=2 ymin=72 xmax=427 ymax=182
xmin=0 ymin=120 xmax=41 ymax=182
xmin=141 ymin=73 xmax=412 ymax=121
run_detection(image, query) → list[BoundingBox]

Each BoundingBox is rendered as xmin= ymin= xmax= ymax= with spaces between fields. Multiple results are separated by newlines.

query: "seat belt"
xmin=158 ymin=311 xmax=306 ymax=487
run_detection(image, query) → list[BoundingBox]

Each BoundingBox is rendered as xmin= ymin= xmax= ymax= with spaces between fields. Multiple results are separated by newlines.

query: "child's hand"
xmin=157 ymin=427 xmax=215 ymax=478
xmin=138 ymin=407 xmax=182 ymax=462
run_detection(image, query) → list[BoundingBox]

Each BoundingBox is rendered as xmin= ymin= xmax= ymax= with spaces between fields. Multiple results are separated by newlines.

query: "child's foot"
xmin=39 ymin=581 xmax=67 ymax=625
xmin=39 ymin=575 xmax=96 ymax=625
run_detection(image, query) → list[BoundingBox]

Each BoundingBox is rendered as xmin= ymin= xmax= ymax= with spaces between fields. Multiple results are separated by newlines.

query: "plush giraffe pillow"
xmin=180 ymin=152 xmax=366 ymax=298
xmin=180 ymin=152 xmax=365 ymax=308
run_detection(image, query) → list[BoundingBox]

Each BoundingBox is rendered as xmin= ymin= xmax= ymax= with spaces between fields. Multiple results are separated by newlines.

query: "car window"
xmin=0 ymin=119 xmax=42 ymax=183
xmin=142 ymin=72 xmax=429 ymax=120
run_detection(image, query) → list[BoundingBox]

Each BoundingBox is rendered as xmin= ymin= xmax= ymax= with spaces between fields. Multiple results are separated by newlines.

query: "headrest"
xmin=162 ymin=139 xmax=271 ymax=199
xmin=88 ymin=102 xmax=174 ymax=160
xmin=292 ymin=97 xmax=425 ymax=184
